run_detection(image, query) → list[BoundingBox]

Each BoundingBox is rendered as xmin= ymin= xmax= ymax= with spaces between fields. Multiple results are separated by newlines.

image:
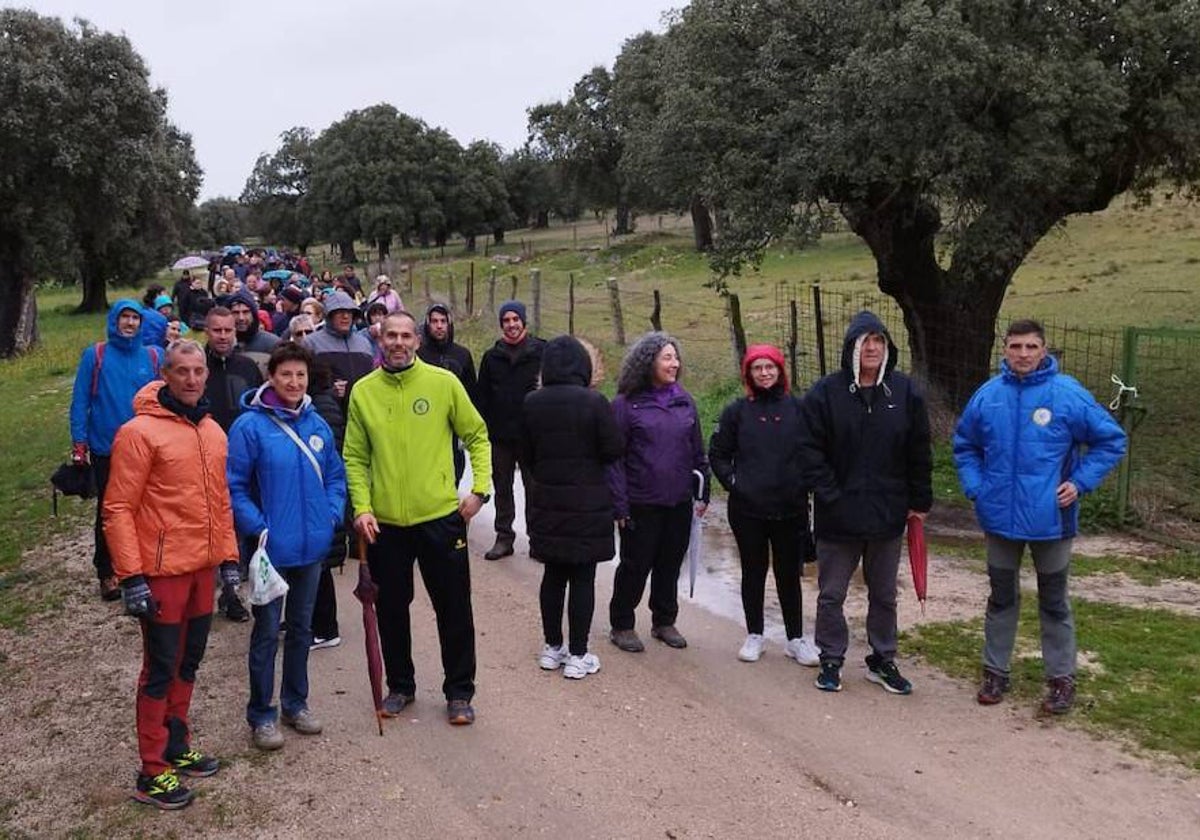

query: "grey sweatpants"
xmin=814 ymin=536 xmax=902 ymax=664
xmin=982 ymin=535 xmax=1075 ymax=679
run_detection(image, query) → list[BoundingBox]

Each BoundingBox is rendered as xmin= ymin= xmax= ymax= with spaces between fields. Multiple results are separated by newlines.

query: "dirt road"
xmin=2 ymin=503 xmax=1198 ymax=839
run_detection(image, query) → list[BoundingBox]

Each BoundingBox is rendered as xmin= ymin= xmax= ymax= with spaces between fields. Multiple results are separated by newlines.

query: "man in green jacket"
xmin=344 ymin=311 xmax=492 ymax=726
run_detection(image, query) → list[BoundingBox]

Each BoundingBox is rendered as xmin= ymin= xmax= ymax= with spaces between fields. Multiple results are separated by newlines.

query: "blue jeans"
xmin=247 ymin=561 xmax=322 ymax=727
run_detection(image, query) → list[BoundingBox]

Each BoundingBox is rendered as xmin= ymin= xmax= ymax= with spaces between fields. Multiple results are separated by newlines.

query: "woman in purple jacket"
xmin=608 ymin=332 xmax=710 ymax=653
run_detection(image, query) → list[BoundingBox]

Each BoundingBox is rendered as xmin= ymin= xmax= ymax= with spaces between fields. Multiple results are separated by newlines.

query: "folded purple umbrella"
xmin=352 ymin=536 xmax=386 ymax=736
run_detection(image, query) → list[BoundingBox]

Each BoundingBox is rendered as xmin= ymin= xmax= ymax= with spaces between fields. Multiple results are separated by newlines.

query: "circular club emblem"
xmin=1032 ymin=407 xmax=1053 ymax=427
xmin=413 ymin=398 xmax=430 ymax=415
xmin=308 ymin=435 xmax=324 ymax=452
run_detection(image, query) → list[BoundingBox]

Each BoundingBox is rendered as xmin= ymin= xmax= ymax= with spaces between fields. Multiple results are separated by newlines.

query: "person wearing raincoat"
xmin=709 ymin=344 xmax=819 ymax=666
xmin=798 ymin=311 xmax=932 ymax=695
xmin=226 ymin=342 xmax=347 ymax=751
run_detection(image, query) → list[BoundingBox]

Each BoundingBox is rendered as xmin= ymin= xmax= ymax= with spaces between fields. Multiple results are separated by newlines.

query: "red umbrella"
xmin=352 ymin=536 xmax=386 ymax=736
xmin=906 ymin=513 xmax=928 ymax=615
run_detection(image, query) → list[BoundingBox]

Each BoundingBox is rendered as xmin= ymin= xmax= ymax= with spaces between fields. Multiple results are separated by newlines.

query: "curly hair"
xmin=616 ymin=331 xmax=682 ymax=395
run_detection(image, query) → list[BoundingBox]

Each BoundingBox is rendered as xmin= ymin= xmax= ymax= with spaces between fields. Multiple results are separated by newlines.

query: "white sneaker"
xmin=538 ymin=643 xmax=569 ymax=670
xmin=784 ymin=635 xmax=821 ymax=667
xmin=562 ymin=652 xmax=601 ymax=679
xmin=737 ymin=633 xmax=766 ymax=662
xmin=310 ymin=636 xmax=341 ymax=650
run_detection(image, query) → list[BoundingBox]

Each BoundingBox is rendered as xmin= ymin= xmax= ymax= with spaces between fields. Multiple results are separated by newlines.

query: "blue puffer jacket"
xmin=226 ymin=384 xmax=348 ymax=568
xmin=953 ymin=356 xmax=1126 ymax=541
xmin=69 ymin=299 xmax=161 ymax=455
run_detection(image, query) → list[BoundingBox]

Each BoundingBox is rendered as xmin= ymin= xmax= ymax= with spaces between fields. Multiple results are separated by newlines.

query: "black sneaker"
xmin=865 ymin=655 xmax=913 ymax=695
xmin=1041 ymin=675 xmax=1076 ymax=715
xmin=133 ymin=770 xmax=194 ymax=810
xmin=815 ymin=659 xmax=843 ymax=692
xmin=447 ymin=698 xmax=475 ymax=725
xmin=219 ymin=586 xmax=250 ymax=623
xmin=381 ymin=692 xmax=415 ymax=718
xmin=167 ymin=747 xmax=219 ymax=778
xmin=977 ymin=669 xmax=1011 ymax=705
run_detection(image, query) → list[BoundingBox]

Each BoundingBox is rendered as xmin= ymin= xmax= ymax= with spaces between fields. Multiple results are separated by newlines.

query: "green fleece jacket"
xmin=344 ymin=358 xmax=491 ymax=526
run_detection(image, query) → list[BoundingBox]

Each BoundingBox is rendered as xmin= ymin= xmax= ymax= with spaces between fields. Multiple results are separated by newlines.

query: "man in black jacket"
xmin=476 ymin=301 xmax=545 ymax=560
xmin=418 ymin=304 xmax=478 ymax=484
xmin=799 ymin=311 xmax=932 ymax=695
xmin=203 ymin=305 xmax=261 ymax=623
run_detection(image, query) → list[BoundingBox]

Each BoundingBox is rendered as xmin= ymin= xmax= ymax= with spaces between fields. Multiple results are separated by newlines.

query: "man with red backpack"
xmin=69 ymin=299 xmax=161 ymax=601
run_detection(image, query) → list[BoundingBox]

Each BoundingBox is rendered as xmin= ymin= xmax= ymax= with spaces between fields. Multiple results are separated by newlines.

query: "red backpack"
xmin=89 ymin=342 xmax=161 ymax=397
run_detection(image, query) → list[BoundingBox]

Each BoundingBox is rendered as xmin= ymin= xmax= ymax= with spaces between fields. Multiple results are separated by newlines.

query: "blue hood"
xmin=107 ymin=298 xmax=144 ymax=351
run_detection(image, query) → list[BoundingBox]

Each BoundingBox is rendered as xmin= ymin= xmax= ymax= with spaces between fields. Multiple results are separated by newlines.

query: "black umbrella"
xmin=50 ymin=463 xmax=96 ymax=516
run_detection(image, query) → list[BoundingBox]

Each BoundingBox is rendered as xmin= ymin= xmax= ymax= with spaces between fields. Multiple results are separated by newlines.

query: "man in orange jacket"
xmin=104 ymin=339 xmax=239 ymax=810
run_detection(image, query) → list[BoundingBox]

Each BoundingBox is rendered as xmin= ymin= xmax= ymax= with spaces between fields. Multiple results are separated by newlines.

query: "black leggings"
xmin=729 ymin=507 xmax=804 ymax=639
xmin=539 ymin=562 xmax=598 ymax=656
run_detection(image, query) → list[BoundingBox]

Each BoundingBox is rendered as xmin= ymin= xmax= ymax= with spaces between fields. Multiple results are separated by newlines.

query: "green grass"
xmin=904 ymin=599 xmax=1200 ymax=769
xmin=0 ymin=286 xmax=140 ymax=628
xmin=1072 ymin=552 xmax=1200 ymax=585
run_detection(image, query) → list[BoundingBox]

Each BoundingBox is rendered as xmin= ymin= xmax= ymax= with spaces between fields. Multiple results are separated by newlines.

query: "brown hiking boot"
xmin=609 ymin=628 xmax=645 ymax=653
xmin=1041 ymin=675 xmax=1076 ymax=715
xmin=977 ymin=669 xmax=1011 ymax=705
xmin=650 ymin=625 xmax=688 ymax=649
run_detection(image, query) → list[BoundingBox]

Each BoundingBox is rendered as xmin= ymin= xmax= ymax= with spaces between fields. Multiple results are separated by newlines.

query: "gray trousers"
xmin=814 ymin=536 xmax=902 ymax=664
xmin=983 ymin=535 xmax=1075 ymax=679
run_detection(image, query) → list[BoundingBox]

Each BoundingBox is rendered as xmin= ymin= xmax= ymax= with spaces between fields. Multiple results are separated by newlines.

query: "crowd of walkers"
xmin=68 ymin=268 xmax=1126 ymax=810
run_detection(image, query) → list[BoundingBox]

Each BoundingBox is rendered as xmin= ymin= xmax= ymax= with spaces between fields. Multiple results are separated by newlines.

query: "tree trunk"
xmin=418 ymin=229 xmax=431 ymax=249
xmin=842 ymin=191 xmax=1057 ymax=409
xmin=338 ymin=241 xmax=357 ymax=263
xmin=0 ymin=236 xmax=38 ymax=358
xmin=77 ymin=262 xmax=109 ymax=313
xmin=690 ymin=195 xmax=714 ymax=252
xmin=614 ymin=203 xmax=633 ymax=236
xmin=492 ymin=227 xmax=505 ymax=245
xmin=400 ymin=231 xmax=412 ymax=249
xmin=465 ymin=234 xmax=477 ymax=253
xmin=534 ymin=210 xmax=549 ymax=229
xmin=377 ymin=237 xmax=391 ymax=261
xmin=434 ymin=230 xmax=448 ymax=249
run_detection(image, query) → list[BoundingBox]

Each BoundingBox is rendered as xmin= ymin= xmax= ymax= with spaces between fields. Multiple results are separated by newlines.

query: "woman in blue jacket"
xmin=227 ymin=343 xmax=347 ymax=750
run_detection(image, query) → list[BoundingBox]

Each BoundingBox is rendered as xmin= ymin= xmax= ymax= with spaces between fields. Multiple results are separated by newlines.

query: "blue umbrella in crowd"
xmin=262 ymin=269 xmax=293 ymax=281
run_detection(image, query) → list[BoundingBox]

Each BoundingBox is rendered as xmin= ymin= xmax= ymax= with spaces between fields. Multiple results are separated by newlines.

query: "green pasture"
xmin=904 ymin=599 xmax=1200 ymax=771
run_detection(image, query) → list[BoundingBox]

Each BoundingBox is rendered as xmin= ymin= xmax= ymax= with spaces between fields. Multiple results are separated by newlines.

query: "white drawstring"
xmin=1109 ymin=374 xmax=1138 ymax=411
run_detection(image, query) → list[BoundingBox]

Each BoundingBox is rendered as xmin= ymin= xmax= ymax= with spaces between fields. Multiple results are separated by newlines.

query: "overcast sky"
xmin=22 ymin=1 xmax=680 ymax=200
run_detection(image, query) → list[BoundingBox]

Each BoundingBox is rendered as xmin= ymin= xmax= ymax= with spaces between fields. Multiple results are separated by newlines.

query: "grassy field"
xmin=904 ymin=599 xmax=1200 ymax=770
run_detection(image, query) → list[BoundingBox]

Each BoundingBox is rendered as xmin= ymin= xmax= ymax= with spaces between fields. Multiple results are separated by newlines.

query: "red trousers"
xmin=136 ymin=569 xmax=214 ymax=775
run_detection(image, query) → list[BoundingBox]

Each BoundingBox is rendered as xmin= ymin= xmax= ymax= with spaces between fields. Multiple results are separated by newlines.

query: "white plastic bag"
xmin=248 ymin=530 xmax=289 ymax=606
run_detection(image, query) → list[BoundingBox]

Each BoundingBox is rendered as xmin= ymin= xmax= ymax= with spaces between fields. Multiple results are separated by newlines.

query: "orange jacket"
xmin=104 ymin=381 xmax=239 ymax=579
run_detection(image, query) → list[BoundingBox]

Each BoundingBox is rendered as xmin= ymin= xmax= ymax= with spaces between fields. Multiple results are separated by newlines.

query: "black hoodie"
xmin=519 ymin=336 xmax=623 ymax=564
xmin=416 ymin=305 xmax=478 ymax=405
xmin=798 ymin=311 xmax=932 ymax=541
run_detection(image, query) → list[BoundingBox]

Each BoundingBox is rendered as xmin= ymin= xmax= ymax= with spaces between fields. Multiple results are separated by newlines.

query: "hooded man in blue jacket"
xmin=799 ymin=311 xmax=932 ymax=695
xmin=69 ymin=299 xmax=162 ymax=600
xmin=954 ymin=319 xmax=1126 ymax=715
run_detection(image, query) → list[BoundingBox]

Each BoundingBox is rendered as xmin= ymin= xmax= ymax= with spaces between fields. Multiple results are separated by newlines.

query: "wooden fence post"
xmin=423 ymin=269 xmax=431 ymax=304
xmin=448 ymin=274 xmax=459 ymax=317
xmin=488 ymin=267 xmax=497 ymax=316
xmin=727 ymin=293 xmax=748 ymax=373
xmin=510 ymin=274 xmax=519 ymax=301
xmin=650 ymin=289 xmax=662 ymax=331
xmin=607 ymin=276 xmax=626 ymax=346
xmin=467 ymin=261 xmax=475 ymax=317
xmin=531 ymin=268 xmax=542 ymax=335
xmin=812 ymin=282 xmax=827 ymax=377
xmin=568 ymin=272 xmax=576 ymax=336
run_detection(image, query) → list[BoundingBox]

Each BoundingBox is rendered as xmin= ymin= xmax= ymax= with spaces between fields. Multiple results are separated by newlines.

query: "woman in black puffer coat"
xmin=519 ymin=336 xmax=623 ymax=680
xmin=709 ymin=344 xmax=819 ymax=667
xmin=308 ymin=358 xmax=347 ymax=649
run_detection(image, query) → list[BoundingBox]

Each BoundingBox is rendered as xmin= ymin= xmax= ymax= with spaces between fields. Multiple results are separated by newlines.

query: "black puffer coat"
xmin=519 ymin=336 xmax=623 ymax=564
xmin=205 ymin=346 xmax=263 ymax=433
xmin=798 ymin=311 xmax=932 ymax=542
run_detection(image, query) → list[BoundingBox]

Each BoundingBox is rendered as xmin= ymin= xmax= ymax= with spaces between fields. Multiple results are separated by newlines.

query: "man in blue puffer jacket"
xmin=226 ymin=342 xmax=347 ymax=749
xmin=954 ymin=319 xmax=1126 ymax=715
xmin=69 ymin=298 xmax=161 ymax=600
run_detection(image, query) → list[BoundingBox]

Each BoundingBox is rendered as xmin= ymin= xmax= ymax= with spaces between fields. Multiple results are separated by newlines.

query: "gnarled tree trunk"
xmin=338 ymin=241 xmax=357 ymax=263
xmin=690 ymin=195 xmax=713 ymax=252
xmin=0 ymin=235 xmax=38 ymax=358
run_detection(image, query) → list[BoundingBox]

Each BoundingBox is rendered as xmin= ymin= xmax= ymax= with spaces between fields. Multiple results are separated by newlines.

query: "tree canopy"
xmin=0 ymin=9 xmax=199 ymax=353
xmin=612 ymin=0 xmax=1200 ymax=405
